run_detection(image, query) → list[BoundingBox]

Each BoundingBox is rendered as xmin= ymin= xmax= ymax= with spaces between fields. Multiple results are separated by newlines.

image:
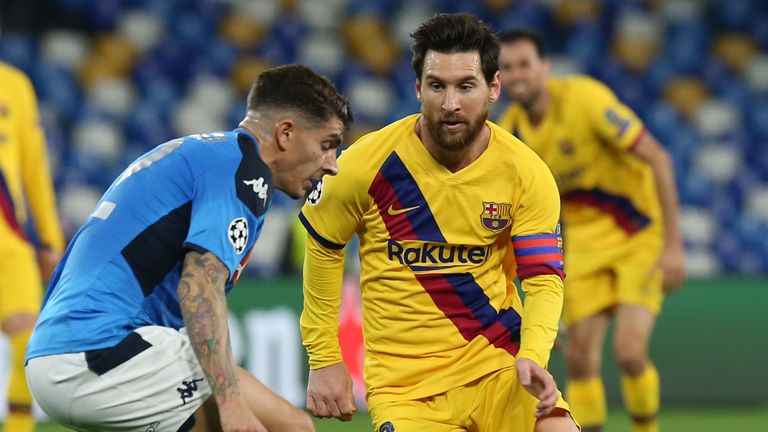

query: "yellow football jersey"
xmin=497 ymin=76 xmax=662 ymax=276
xmin=300 ymin=114 xmax=565 ymax=404
xmin=0 ymin=62 xmax=64 ymax=253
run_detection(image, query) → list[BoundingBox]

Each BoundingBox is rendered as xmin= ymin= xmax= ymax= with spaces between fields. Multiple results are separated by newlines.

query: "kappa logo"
xmin=177 ymin=378 xmax=205 ymax=405
xmin=386 ymin=204 xmax=420 ymax=216
xmin=306 ymin=179 xmax=323 ymax=206
xmin=243 ymin=177 xmax=269 ymax=205
xmin=144 ymin=422 xmax=160 ymax=432
xmin=227 ymin=217 xmax=249 ymax=254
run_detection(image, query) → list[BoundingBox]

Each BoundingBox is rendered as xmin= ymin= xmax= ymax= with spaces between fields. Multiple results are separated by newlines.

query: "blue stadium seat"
xmin=715 ymin=0 xmax=753 ymax=30
xmin=496 ymin=1 xmax=554 ymax=33
xmin=32 ymin=61 xmax=82 ymax=122
xmin=664 ymin=21 xmax=709 ymax=74
xmin=566 ymin=23 xmax=607 ymax=69
xmin=746 ymin=98 xmax=768 ymax=140
xmin=2 ymin=0 xmax=761 ymax=275
xmin=195 ymin=37 xmax=238 ymax=78
xmin=0 ymin=31 xmax=37 ymax=73
xmin=85 ymin=0 xmax=123 ymax=30
xmin=124 ymin=100 xmax=174 ymax=147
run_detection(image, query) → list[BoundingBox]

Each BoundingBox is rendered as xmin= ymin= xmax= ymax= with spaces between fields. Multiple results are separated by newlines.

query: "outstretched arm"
xmin=178 ymin=250 xmax=266 ymax=432
xmin=631 ymin=133 xmax=687 ymax=293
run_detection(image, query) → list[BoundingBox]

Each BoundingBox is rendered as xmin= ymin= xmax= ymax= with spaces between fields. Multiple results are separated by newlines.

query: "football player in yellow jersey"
xmin=300 ymin=13 xmax=578 ymax=432
xmin=0 ymin=60 xmax=64 ymax=432
xmin=497 ymin=29 xmax=687 ymax=432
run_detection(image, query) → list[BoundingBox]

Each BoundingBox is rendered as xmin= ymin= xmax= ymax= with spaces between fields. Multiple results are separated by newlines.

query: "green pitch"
xmin=28 ymin=406 xmax=768 ymax=431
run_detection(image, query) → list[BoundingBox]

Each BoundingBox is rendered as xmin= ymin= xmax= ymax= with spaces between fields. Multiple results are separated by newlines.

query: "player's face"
xmin=417 ymin=50 xmax=501 ymax=152
xmin=498 ymin=40 xmax=549 ymax=108
xmin=278 ymin=117 xmax=343 ymax=199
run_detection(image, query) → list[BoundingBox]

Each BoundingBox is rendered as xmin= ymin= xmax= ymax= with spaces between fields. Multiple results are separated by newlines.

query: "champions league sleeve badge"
xmin=306 ymin=178 xmax=323 ymax=206
xmin=227 ymin=217 xmax=249 ymax=254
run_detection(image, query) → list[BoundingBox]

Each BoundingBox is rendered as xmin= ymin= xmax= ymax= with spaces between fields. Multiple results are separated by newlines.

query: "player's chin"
xmin=290 ymin=180 xmax=313 ymax=200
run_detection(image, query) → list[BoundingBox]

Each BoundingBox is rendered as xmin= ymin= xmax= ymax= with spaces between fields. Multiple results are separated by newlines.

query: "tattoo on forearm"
xmin=178 ymin=252 xmax=238 ymax=404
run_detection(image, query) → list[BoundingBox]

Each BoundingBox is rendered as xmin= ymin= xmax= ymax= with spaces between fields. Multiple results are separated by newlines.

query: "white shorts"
xmin=26 ymin=326 xmax=212 ymax=432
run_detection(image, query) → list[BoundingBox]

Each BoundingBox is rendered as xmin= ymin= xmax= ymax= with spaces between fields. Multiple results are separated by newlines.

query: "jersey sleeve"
xmin=298 ymin=142 xmax=372 ymax=368
xmin=184 ymin=155 xmax=270 ymax=281
xmin=510 ymin=152 xmax=565 ymax=366
xmin=300 ymin=234 xmax=346 ymax=368
xmin=583 ymin=77 xmax=646 ymax=151
xmin=509 ymin=157 xmax=564 ymax=280
xmin=17 ymin=71 xmax=65 ymax=252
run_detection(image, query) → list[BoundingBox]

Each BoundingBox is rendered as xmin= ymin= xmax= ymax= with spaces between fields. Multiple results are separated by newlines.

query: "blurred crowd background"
xmin=1 ymin=0 xmax=767 ymax=276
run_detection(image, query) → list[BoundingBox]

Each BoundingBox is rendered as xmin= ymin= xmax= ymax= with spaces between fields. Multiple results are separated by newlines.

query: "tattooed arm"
xmin=177 ymin=251 xmax=266 ymax=432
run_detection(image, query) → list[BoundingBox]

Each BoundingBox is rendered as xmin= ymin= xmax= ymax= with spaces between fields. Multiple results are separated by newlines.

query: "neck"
xmin=239 ymin=116 xmax=276 ymax=167
xmin=416 ymin=117 xmax=489 ymax=173
xmin=524 ymin=86 xmax=549 ymax=125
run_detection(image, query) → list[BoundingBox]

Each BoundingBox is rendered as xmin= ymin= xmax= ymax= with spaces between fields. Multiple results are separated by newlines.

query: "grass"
xmin=26 ymin=406 xmax=768 ymax=431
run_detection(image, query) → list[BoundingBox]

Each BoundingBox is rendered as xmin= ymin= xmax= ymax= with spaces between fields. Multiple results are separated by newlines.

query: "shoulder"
xmin=233 ymin=131 xmax=273 ymax=217
xmin=181 ymin=130 xmax=273 ymax=217
xmin=496 ymin=103 xmax=522 ymax=130
xmin=0 ymin=62 xmax=28 ymax=84
xmin=488 ymin=122 xmax=554 ymax=179
xmin=338 ymin=115 xmax=418 ymax=177
xmin=560 ymin=75 xmax=617 ymax=100
xmin=0 ymin=62 xmax=34 ymax=97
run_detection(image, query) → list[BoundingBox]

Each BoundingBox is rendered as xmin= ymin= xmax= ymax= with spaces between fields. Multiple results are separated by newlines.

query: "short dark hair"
xmin=410 ymin=13 xmax=499 ymax=85
xmin=498 ymin=28 xmax=548 ymax=58
xmin=247 ymin=64 xmax=353 ymax=129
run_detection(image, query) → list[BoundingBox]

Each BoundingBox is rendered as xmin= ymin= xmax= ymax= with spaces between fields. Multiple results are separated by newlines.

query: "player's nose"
xmin=442 ymin=88 xmax=460 ymax=112
xmin=323 ymin=150 xmax=339 ymax=176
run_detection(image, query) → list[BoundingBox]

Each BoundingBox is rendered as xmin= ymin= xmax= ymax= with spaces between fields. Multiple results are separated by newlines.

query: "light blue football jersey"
xmin=27 ymin=128 xmax=273 ymax=359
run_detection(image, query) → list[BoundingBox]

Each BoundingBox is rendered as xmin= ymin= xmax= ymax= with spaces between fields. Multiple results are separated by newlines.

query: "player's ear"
xmin=488 ymin=71 xmax=501 ymax=103
xmin=275 ymin=118 xmax=293 ymax=151
xmin=415 ymin=80 xmax=422 ymax=102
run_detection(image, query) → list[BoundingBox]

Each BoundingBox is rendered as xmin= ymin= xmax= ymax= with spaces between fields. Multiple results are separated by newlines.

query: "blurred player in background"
xmin=0 ymin=59 xmax=64 ymax=432
xmin=300 ymin=13 xmax=578 ymax=432
xmin=25 ymin=64 xmax=351 ymax=432
xmin=497 ymin=29 xmax=687 ymax=432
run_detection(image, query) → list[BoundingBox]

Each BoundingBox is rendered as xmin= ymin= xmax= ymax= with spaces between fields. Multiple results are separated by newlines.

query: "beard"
xmin=424 ymin=107 xmax=488 ymax=152
xmin=508 ymin=82 xmax=542 ymax=111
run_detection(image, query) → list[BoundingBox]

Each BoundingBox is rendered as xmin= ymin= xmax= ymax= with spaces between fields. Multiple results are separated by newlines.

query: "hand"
xmin=37 ymin=248 xmax=61 ymax=284
xmin=218 ymin=397 xmax=268 ymax=432
xmin=307 ymin=362 xmax=356 ymax=421
xmin=516 ymin=358 xmax=558 ymax=418
xmin=659 ymin=241 xmax=686 ymax=294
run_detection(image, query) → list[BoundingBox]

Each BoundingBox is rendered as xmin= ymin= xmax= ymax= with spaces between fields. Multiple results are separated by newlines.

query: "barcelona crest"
xmin=481 ymin=201 xmax=512 ymax=232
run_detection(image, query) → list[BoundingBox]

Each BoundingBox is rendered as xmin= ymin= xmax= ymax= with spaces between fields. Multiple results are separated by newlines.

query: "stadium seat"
xmin=2 ymin=0 xmax=764 ymax=275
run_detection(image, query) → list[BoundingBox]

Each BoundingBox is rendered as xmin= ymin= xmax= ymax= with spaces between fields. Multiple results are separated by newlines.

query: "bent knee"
xmin=565 ymin=345 xmax=601 ymax=378
xmin=614 ymin=346 xmax=648 ymax=375
xmin=293 ymin=409 xmax=315 ymax=432
xmin=1 ymin=313 xmax=37 ymax=336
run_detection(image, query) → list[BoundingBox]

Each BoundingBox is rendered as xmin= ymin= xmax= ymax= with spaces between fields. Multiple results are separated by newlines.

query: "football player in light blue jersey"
xmin=26 ymin=64 xmax=352 ymax=432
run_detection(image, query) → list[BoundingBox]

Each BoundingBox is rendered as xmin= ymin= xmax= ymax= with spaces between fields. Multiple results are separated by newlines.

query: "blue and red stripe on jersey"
xmin=0 ymin=171 xmax=27 ymax=242
xmin=368 ymin=152 xmax=445 ymax=242
xmin=562 ymin=188 xmax=650 ymax=234
xmin=414 ymin=273 xmax=521 ymax=356
xmin=369 ymin=151 xmax=521 ymax=356
xmin=512 ymin=233 xmax=565 ymax=280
